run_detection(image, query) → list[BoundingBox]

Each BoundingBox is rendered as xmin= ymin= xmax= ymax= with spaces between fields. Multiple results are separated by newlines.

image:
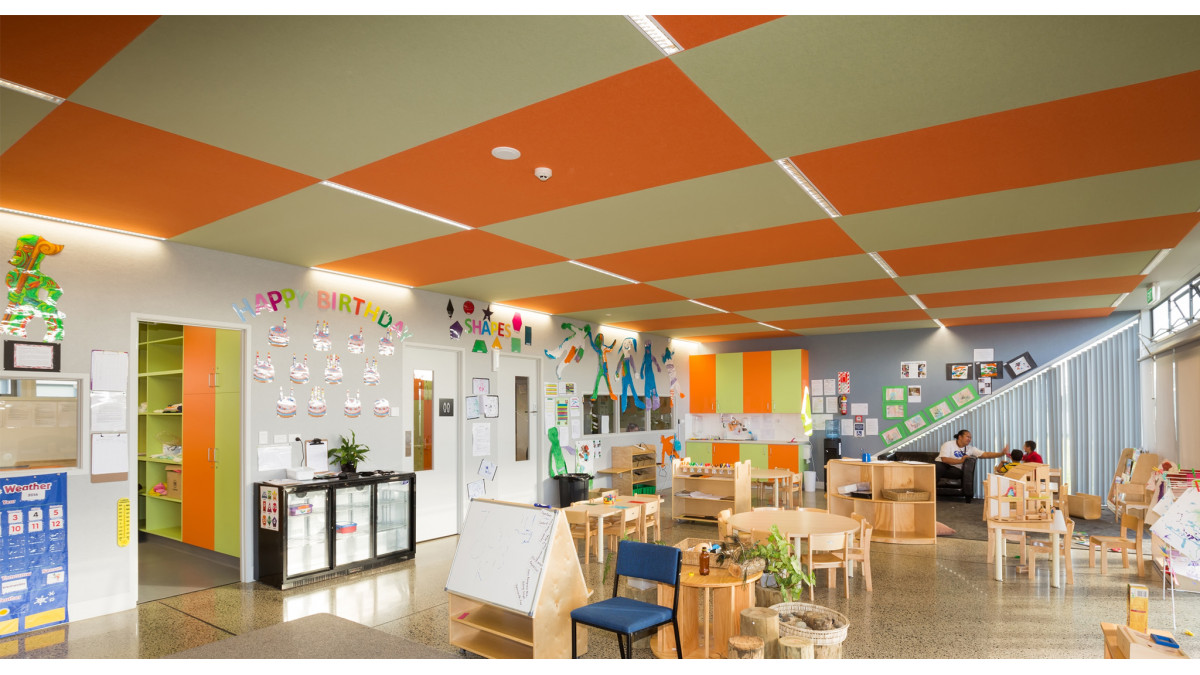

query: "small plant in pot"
xmin=329 ymin=431 xmax=369 ymax=473
xmin=746 ymin=524 xmax=815 ymax=605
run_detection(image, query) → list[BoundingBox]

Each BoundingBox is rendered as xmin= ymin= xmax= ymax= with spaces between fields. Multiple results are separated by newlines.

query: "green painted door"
xmin=214 ymin=329 xmax=240 ymax=394
xmin=213 ymin=391 xmax=240 ymax=557
xmin=771 ymin=349 xmax=806 ymax=413
xmin=715 ymin=353 xmax=743 ymax=414
xmin=740 ymin=443 xmax=768 ymax=469
xmin=685 ymin=442 xmax=712 ymax=465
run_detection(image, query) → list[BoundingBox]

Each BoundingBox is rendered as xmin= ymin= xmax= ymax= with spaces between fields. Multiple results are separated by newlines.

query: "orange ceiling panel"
xmin=940 ymin=307 xmax=1114 ymax=327
xmin=505 ymin=284 xmax=686 ymax=315
xmin=0 ymin=102 xmax=315 ymax=238
xmin=702 ymin=278 xmax=906 ymax=311
xmin=794 ymin=71 xmax=1200 ymax=215
xmin=918 ymin=276 xmax=1145 ymax=309
xmin=880 ymin=213 xmax=1199 ymax=277
xmin=688 ymin=331 xmax=789 ymax=343
xmin=318 ymin=229 xmax=565 ymax=288
xmin=332 ymin=59 xmax=770 ymax=227
xmin=578 ymin=218 xmax=861 ymax=282
xmin=774 ymin=309 xmax=929 ymax=330
xmin=0 ymin=16 xmax=158 ymax=97
xmin=609 ymin=312 xmax=753 ymax=333
xmin=651 ymin=15 xmax=784 ymax=49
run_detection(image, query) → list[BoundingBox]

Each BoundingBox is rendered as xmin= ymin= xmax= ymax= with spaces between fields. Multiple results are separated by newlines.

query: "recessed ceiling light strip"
xmin=625 ymin=15 xmax=682 ymax=55
xmin=309 ymin=266 xmax=413 ymax=289
xmin=567 ymin=260 xmax=639 ymax=284
xmin=1139 ymin=248 xmax=1172 ymax=276
xmin=775 ymin=159 xmax=842 ymax=218
xmin=908 ymin=294 xmax=928 ymax=310
xmin=867 ymin=252 xmax=900 ymax=279
xmin=0 ymin=207 xmax=164 ymax=240
xmin=933 ymin=319 xmax=947 ymax=328
xmin=0 ymin=79 xmax=64 ymax=104
xmin=689 ymin=299 xmax=729 ymax=313
xmin=757 ymin=322 xmax=785 ymax=331
xmin=320 ymin=181 xmax=473 ymax=231
xmin=1110 ymin=292 xmax=1130 ymax=309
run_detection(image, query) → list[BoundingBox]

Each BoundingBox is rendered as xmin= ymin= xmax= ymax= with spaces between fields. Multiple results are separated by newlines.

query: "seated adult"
xmin=1021 ymin=440 xmax=1043 ymax=464
xmin=937 ymin=429 xmax=1008 ymax=478
xmin=996 ymin=448 xmax=1024 ymax=474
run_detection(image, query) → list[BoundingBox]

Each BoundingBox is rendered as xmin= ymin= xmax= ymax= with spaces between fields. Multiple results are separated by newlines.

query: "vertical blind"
xmin=888 ymin=320 xmax=1141 ymax=496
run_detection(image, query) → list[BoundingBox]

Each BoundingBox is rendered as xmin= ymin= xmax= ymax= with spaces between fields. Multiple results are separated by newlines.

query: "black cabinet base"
xmin=262 ymin=550 xmax=416 ymax=590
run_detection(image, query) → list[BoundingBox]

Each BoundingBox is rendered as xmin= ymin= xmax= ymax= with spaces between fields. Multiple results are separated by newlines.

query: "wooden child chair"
xmin=802 ymin=532 xmax=850 ymax=600
xmin=1026 ymin=515 xmax=1074 ymax=585
xmin=1089 ymin=513 xmax=1145 ymax=576
xmin=640 ymin=497 xmax=661 ymax=543
xmin=565 ymin=508 xmax=600 ymax=565
xmin=848 ymin=513 xmax=873 ymax=592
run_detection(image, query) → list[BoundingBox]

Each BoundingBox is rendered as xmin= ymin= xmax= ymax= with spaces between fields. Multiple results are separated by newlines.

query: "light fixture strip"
xmin=0 ymin=207 xmax=165 ymax=240
xmin=688 ymin=299 xmax=729 ymax=313
xmin=1110 ymin=292 xmax=1130 ymax=309
xmin=775 ymin=159 xmax=842 ymax=218
xmin=908 ymin=294 xmax=929 ymax=310
xmin=309 ymin=266 xmax=413 ymax=289
xmin=1139 ymin=248 xmax=1173 ymax=276
xmin=933 ymin=318 xmax=947 ymax=328
xmin=320 ymin=181 xmax=473 ymax=231
xmin=757 ymin=322 xmax=785 ymax=331
xmin=867 ymin=252 xmax=900 ymax=279
xmin=567 ymin=260 xmax=639 ymax=284
xmin=625 ymin=15 xmax=681 ymax=55
xmin=0 ymin=78 xmax=64 ymax=104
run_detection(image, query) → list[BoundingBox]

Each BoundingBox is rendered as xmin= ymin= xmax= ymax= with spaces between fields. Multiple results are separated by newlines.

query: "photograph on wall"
xmin=884 ymin=402 xmax=906 ymax=419
xmin=977 ymin=378 xmax=992 ymax=396
xmin=899 ymin=361 xmax=927 ymax=379
xmin=836 ymin=371 xmax=850 ymax=394
xmin=907 ymin=386 xmax=922 ymax=403
xmin=1004 ymin=352 xmax=1037 ymax=379
xmin=951 ymin=385 xmax=978 ymax=408
xmin=882 ymin=385 xmax=905 ymax=402
xmin=946 ymin=362 xmax=973 ymax=380
xmin=976 ymin=361 xmax=1001 ymax=379
xmin=881 ymin=425 xmax=905 ymax=446
xmin=903 ymin=412 xmax=928 ymax=434
xmin=928 ymin=399 xmax=954 ymax=422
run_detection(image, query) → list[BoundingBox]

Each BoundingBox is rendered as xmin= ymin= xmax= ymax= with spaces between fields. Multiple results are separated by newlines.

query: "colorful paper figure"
xmin=449 ymin=321 xmax=463 ymax=339
xmin=378 ymin=326 xmax=396 ymax=355
xmin=324 ymin=354 xmax=342 ymax=384
xmin=363 ymin=357 xmax=380 ymax=386
xmin=640 ymin=339 xmax=662 ymax=409
xmin=289 ymin=353 xmax=310 ymax=384
xmin=662 ymin=346 xmax=679 ymax=406
xmin=446 ymin=299 xmax=454 ymax=318
xmin=3 ymin=234 xmax=66 ymax=342
xmin=252 ymin=351 xmax=274 ymax=383
xmin=661 ymin=434 xmax=681 ymax=463
xmin=276 ymin=387 xmax=297 ymax=418
xmin=548 ymin=427 xmax=567 ymax=477
xmin=589 ymin=330 xmax=617 ymax=401
xmin=512 ymin=312 xmax=522 ymax=331
xmin=344 ymin=390 xmax=361 ymax=418
xmin=482 ymin=305 xmax=493 ymax=322
xmin=373 ymin=398 xmax=391 ymax=417
xmin=313 ymin=320 xmax=331 ymax=351
xmin=616 ymin=337 xmax=644 ymax=412
xmin=347 ymin=326 xmax=365 ymax=354
xmin=307 ymin=386 xmax=327 ymax=417
xmin=268 ymin=316 xmax=288 ymax=347
xmin=472 ymin=339 xmax=487 ymax=353
xmin=463 ymin=300 xmax=474 ymax=315
xmin=544 ymin=322 xmax=590 ymax=380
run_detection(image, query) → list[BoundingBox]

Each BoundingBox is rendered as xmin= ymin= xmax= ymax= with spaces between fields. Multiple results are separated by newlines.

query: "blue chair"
xmin=570 ymin=540 xmax=682 ymax=658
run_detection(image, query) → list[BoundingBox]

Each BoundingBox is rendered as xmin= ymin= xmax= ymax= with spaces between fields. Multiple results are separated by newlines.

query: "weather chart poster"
xmin=0 ymin=473 xmax=68 ymax=636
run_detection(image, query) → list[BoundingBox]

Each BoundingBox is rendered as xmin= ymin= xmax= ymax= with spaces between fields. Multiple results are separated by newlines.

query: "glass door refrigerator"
xmin=375 ymin=474 xmax=414 ymax=559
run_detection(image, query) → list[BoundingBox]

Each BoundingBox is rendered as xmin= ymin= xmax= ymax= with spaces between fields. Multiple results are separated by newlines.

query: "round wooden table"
xmin=750 ymin=468 xmax=795 ymax=508
xmin=727 ymin=510 xmax=858 ymax=541
xmin=651 ymin=564 xmax=763 ymax=659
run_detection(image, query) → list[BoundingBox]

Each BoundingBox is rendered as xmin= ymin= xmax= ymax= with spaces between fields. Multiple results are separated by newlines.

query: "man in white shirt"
xmin=938 ymin=429 xmax=1008 ymax=467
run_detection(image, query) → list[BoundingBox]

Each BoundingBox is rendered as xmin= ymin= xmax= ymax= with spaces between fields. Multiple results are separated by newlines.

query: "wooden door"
xmin=715 ymin=353 xmax=743 ymax=414
xmin=688 ymin=354 xmax=716 ymax=414
xmin=182 ymin=326 xmax=215 ymax=549
xmin=741 ymin=351 xmax=772 ymax=413
xmin=770 ymin=349 xmax=807 ymax=413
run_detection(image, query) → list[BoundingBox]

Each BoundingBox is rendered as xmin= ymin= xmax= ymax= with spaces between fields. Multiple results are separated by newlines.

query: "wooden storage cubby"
xmin=671 ymin=457 xmax=751 ymax=524
xmin=825 ymin=459 xmax=937 ymax=544
xmin=599 ymin=444 xmax=658 ymax=495
xmin=138 ymin=322 xmax=185 ymax=541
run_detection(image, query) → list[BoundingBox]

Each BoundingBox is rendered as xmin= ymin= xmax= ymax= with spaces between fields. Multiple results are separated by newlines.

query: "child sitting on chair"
xmin=1021 ymin=441 xmax=1043 ymax=464
xmin=996 ymin=448 xmax=1024 ymax=474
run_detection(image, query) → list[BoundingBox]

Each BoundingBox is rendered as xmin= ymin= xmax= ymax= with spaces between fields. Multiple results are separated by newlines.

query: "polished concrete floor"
xmin=2 ymin=491 xmax=1196 ymax=660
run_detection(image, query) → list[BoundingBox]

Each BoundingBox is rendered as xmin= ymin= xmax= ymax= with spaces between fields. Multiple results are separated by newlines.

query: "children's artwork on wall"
xmin=449 ymin=321 xmax=463 ymax=339
xmin=590 ymin=331 xmax=618 ymax=402
xmin=379 ymin=326 xmax=396 ymax=355
xmin=478 ymin=458 xmax=497 ymax=480
xmin=928 ymin=399 xmax=954 ymax=422
xmin=837 ymin=371 xmax=850 ymax=394
xmin=347 ymin=326 xmax=365 ymax=354
xmin=884 ymin=402 xmax=906 ymax=419
xmin=473 ymin=377 xmax=490 ymax=395
xmin=903 ymin=412 xmax=928 ymax=434
xmin=307 ymin=386 xmax=327 ymax=417
xmin=253 ymin=352 xmax=274 ymax=383
xmin=946 ymin=362 xmax=973 ymax=380
xmin=574 ymin=440 xmax=594 ymax=474
xmin=976 ymin=361 xmax=1001 ymax=379
xmin=977 ymin=378 xmax=992 ymax=396
xmin=899 ymin=361 xmax=926 ymax=379
xmin=344 ymin=390 xmax=361 ymax=418
xmin=639 ymin=339 xmax=661 ymax=408
xmin=544 ymin=322 xmax=589 ymax=380
xmin=372 ymin=398 xmax=390 ymax=418
xmin=883 ymin=385 xmax=905 ymax=401
xmin=363 ymin=357 xmax=380 ymax=386
xmin=268 ymin=316 xmax=288 ymax=347
xmin=1004 ymin=352 xmax=1037 ymax=378
xmin=3 ymin=235 xmax=67 ymax=342
xmin=482 ymin=305 xmax=493 ymax=322
xmin=907 ymin=386 xmax=922 ymax=403
xmin=324 ymin=354 xmax=342 ymax=384
xmin=313 ymin=320 xmax=331 ymax=351
xmin=662 ymin=346 xmax=678 ymax=405
xmin=547 ymin=427 xmax=567 ymax=477
xmin=446 ymin=299 xmax=454 ymax=318
xmin=276 ymin=387 xmax=297 ymax=418
xmin=951 ymin=385 xmax=977 ymax=408
xmin=465 ymin=395 xmax=481 ymax=420
xmin=290 ymin=353 xmax=310 ymax=384
xmin=616 ymin=338 xmax=644 ymax=412
xmin=881 ymin=425 xmax=905 ymax=445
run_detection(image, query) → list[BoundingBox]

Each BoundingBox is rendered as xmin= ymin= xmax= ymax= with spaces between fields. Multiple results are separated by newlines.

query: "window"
xmin=35 ymin=380 xmax=78 ymax=398
xmin=1 ymin=376 xmax=81 ymax=470
xmin=412 ymin=369 xmax=434 ymax=471
xmin=583 ymin=395 xmax=614 ymax=435
xmin=649 ymin=396 xmax=673 ymax=431
xmin=1151 ymin=272 xmax=1200 ymax=342
xmin=619 ymin=397 xmax=646 ymax=433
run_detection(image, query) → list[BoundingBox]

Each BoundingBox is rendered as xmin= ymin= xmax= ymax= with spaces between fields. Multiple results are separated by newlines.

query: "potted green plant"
xmin=746 ymin=524 xmax=815 ymax=605
xmin=328 ymin=431 xmax=369 ymax=472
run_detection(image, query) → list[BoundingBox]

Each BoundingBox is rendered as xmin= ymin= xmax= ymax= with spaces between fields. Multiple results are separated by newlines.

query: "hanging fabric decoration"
xmin=307 ymin=386 xmax=327 ymax=417
xmin=344 ymin=390 xmax=361 ymax=418
xmin=589 ymin=330 xmax=617 ymax=401
xmin=3 ymin=234 xmax=66 ymax=342
xmin=548 ymin=427 xmax=568 ymax=478
xmin=347 ymin=326 xmax=365 ymax=354
xmin=252 ymin=351 xmax=274 ymax=383
xmin=616 ymin=337 xmax=644 ymax=412
xmin=324 ymin=354 xmax=342 ymax=384
xmin=268 ymin=316 xmax=288 ymax=347
xmin=312 ymin=320 xmax=332 ymax=351
xmin=290 ymin=353 xmax=310 ymax=384
xmin=641 ymin=339 xmax=661 ymax=409
xmin=379 ymin=326 xmax=396 ymax=355
xmin=276 ymin=387 xmax=297 ymax=418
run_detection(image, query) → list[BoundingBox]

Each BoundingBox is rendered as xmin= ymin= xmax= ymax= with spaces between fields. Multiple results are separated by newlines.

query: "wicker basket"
xmin=881 ymin=488 xmax=929 ymax=502
xmin=770 ymin=602 xmax=850 ymax=646
xmin=674 ymin=538 xmax=728 ymax=567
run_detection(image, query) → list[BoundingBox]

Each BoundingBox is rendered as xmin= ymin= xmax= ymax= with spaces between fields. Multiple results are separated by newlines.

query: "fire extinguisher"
xmin=838 ymin=395 xmax=848 ymax=415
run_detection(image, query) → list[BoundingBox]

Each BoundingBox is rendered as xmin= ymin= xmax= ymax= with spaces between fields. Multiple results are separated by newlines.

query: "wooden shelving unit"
xmin=825 ymin=459 xmax=937 ymax=544
xmin=671 ymin=458 xmax=751 ymax=524
xmin=598 ymin=444 xmax=658 ymax=495
xmin=138 ymin=323 xmax=185 ymax=541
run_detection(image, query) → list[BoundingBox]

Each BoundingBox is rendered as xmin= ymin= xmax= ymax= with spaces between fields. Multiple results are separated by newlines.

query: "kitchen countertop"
xmin=686 ymin=439 xmax=806 ymax=445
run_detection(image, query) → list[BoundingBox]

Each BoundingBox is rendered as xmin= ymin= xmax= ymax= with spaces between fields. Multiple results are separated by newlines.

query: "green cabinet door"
xmin=213 ymin=391 xmax=241 ymax=557
xmin=715 ymin=353 xmax=743 ymax=414
xmin=740 ymin=443 xmax=768 ymax=469
xmin=685 ymin=442 xmax=712 ymax=465
xmin=214 ymin=329 xmax=241 ymax=394
xmin=770 ymin=349 xmax=807 ymax=413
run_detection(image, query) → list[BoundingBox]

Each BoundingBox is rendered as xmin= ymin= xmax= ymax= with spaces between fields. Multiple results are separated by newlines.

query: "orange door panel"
xmin=768 ymin=445 xmax=799 ymax=473
xmin=712 ymin=443 xmax=740 ymax=467
xmin=742 ymin=351 xmax=772 ymax=413
xmin=689 ymin=354 xmax=716 ymax=413
xmin=183 ymin=326 xmax=215 ymax=395
xmin=182 ymin=390 xmax=215 ymax=549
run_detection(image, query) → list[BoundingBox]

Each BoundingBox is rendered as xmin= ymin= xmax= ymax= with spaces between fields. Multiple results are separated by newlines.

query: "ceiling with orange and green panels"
xmin=2 ymin=15 xmax=1199 ymax=343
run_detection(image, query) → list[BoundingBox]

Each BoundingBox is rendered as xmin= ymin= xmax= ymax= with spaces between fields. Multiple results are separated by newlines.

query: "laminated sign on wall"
xmin=0 ymin=472 xmax=68 ymax=636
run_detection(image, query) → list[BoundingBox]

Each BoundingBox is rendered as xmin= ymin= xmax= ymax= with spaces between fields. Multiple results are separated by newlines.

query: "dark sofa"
xmin=882 ymin=451 xmax=977 ymax=503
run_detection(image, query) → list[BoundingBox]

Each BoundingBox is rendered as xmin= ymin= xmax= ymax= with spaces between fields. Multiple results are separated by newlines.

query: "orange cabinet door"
xmin=712 ymin=443 xmax=741 ymax=467
xmin=742 ymin=351 xmax=773 ymax=413
xmin=689 ymin=354 xmax=716 ymax=413
xmin=182 ymin=326 xmax=216 ymax=549
xmin=183 ymin=326 xmax=216 ymax=395
xmin=768 ymin=445 xmax=800 ymax=473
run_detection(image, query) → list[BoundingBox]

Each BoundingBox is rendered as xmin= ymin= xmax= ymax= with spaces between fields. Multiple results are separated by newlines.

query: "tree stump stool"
xmin=779 ymin=636 xmax=815 ymax=659
xmin=739 ymin=606 xmax=780 ymax=658
xmin=728 ymin=635 xmax=765 ymax=659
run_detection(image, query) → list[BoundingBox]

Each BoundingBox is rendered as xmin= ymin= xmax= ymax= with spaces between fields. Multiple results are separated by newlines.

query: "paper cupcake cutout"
xmin=373 ymin=398 xmax=391 ymax=418
xmin=252 ymin=351 xmax=274 ymax=383
xmin=324 ymin=354 xmax=343 ymax=384
xmin=276 ymin=387 xmax=297 ymax=418
xmin=268 ymin=316 xmax=288 ymax=347
xmin=363 ymin=357 xmax=380 ymax=386
xmin=378 ymin=326 xmax=396 ymax=356
xmin=289 ymin=353 xmax=310 ymax=384
xmin=347 ymin=326 xmax=365 ymax=354
xmin=307 ymin=386 xmax=327 ymax=417
xmin=313 ymin=320 xmax=331 ymax=351
xmin=344 ymin=390 xmax=361 ymax=418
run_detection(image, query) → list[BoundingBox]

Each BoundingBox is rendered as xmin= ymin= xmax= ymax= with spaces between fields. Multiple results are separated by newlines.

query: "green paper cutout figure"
xmin=472 ymin=339 xmax=487 ymax=353
xmin=548 ymin=426 xmax=567 ymax=477
xmin=588 ymin=329 xmax=617 ymax=401
xmin=3 ymin=234 xmax=66 ymax=342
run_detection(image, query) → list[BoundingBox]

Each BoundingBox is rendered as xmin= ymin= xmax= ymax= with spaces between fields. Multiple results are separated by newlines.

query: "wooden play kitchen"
xmin=824 ymin=459 xmax=936 ymax=544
